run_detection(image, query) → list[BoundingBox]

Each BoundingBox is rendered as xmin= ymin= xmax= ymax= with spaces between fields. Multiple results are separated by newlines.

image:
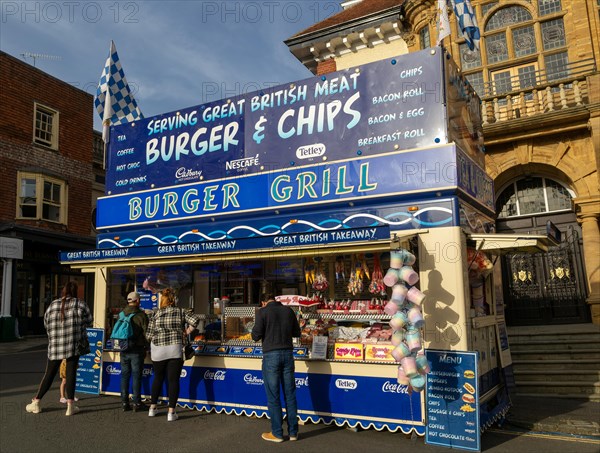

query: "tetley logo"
xmin=296 ymin=143 xmax=326 ymax=160
xmin=175 ymin=167 xmax=202 ymax=182
xmin=335 ymin=379 xmax=357 ymax=390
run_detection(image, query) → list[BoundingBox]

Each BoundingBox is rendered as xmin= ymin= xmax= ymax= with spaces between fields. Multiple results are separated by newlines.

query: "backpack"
xmin=111 ymin=311 xmax=135 ymax=340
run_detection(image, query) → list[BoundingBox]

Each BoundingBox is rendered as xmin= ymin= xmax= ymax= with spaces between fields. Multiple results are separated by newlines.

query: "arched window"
xmin=496 ymin=177 xmax=573 ymax=218
xmin=459 ymin=1 xmax=568 ymax=98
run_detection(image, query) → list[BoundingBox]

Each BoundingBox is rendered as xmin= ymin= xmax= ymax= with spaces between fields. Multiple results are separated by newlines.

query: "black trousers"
xmin=151 ymin=358 xmax=183 ymax=409
xmin=36 ymin=356 xmax=78 ymax=400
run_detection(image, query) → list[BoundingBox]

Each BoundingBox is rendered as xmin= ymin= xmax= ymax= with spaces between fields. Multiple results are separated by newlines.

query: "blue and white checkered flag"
xmin=95 ymin=41 xmax=142 ymax=141
xmin=451 ymin=0 xmax=480 ymax=51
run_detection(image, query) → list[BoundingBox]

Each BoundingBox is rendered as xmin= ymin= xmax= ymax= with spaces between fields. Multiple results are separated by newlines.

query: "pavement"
xmin=2 ymin=337 xmax=598 ymax=439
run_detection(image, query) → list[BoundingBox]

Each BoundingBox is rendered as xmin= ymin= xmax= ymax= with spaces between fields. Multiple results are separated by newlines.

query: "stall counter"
xmin=101 ymin=351 xmax=425 ymax=434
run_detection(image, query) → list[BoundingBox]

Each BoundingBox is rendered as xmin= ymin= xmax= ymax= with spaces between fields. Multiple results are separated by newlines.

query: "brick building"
xmin=0 ymin=51 xmax=102 ymax=337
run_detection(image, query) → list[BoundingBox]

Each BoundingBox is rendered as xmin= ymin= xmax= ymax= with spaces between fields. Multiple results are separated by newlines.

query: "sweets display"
xmin=385 ymin=249 xmax=430 ymax=392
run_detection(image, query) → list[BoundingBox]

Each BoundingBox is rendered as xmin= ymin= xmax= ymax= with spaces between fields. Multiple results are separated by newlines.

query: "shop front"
xmin=61 ymin=47 xmax=555 ymax=438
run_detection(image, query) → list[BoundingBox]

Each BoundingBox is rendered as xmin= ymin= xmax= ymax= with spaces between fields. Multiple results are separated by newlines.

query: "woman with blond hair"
xmin=26 ymin=281 xmax=92 ymax=416
xmin=146 ymin=287 xmax=200 ymax=421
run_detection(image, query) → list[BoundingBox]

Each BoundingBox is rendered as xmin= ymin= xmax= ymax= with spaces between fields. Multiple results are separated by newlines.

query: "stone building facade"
xmin=286 ymin=0 xmax=600 ymax=325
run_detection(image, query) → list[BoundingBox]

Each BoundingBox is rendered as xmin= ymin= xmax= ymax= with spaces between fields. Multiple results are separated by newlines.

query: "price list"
xmin=425 ymin=350 xmax=480 ymax=452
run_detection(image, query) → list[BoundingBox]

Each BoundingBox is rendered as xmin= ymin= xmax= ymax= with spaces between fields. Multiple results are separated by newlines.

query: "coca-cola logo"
xmin=204 ymin=370 xmax=226 ymax=381
xmin=295 ymin=377 xmax=309 ymax=388
xmin=243 ymin=374 xmax=263 ymax=385
xmin=105 ymin=364 xmax=121 ymax=375
xmin=335 ymin=379 xmax=357 ymax=390
xmin=143 ymin=368 xmax=153 ymax=377
xmin=381 ymin=381 xmax=409 ymax=394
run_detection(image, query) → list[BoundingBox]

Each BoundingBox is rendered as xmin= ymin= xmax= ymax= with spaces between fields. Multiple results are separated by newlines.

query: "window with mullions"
xmin=465 ymin=72 xmax=484 ymax=96
xmin=33 ymin=103 xmax=58 ymax=149
xmin=545 ymin=51 xmax=569 ymax=81
xmin=460 ymin=42 xmax=482 ymax=70
xmin=485 ymin=5 xmax=532 ymax=32
xmin=541 ymin=18 xmax=566 ymax=50
xmin=496 ymin=177 xmax=573 ymax=218
xmin=419 ymin=25 xmax=431 ymax=49
xmin=538 ymin=0 xmax=562 ymax=16
xmin=17 ymin=172 xmax=67 ymax=223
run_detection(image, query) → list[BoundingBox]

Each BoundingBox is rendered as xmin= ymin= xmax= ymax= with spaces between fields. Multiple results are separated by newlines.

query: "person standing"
xmin=25 ymin=281 xmax=92 ymax=416
xmin=119 ymin=291 xmax=149 ymax=412
xmin=146 ymin=287 xmax=200 ymax=421
xmin=251 ymin=294 xmax=301 ymax=442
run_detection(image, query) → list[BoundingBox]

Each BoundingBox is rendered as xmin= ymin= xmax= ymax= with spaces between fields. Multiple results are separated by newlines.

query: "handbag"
xmin=183 ymin=343 xmax=194 ymax=360
xmin=181 ymin=308 xmax=195 ymax=360
xmin=74 ymin=298 xmax=91 ymax=356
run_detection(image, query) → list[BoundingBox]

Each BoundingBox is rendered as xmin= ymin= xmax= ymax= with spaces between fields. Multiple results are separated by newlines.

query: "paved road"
xmin=1 ymin=346 xmax=598 ymax=453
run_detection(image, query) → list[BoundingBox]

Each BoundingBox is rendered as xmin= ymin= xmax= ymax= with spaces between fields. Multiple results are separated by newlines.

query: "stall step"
xmin=511 ymin=358 xmax=600 ymax=370
xmin=513 ymin=370 xmax=600 ymax=383
xmin=510 ymin=339 xmax=600 ymax=351
xmin=514 ymin=392 xmax=600 ymax=402
xmin=510 ymin=349 xmax=600 ymax=360
xmin=514 ymin=381 xmax=600 ymax=396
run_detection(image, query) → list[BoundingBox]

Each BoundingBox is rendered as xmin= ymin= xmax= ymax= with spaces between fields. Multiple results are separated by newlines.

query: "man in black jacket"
xmin=120 ymin=292 xmax=149 ymax=412
xmin=251 ymin=294 xmax=301 ymax=442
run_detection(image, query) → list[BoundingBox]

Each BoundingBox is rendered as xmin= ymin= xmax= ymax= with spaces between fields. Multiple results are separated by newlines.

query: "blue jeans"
xmin=120 ymin=350 xmax=145 ymax=404
xmin=262 ymin=349 xmax=298 ymax=439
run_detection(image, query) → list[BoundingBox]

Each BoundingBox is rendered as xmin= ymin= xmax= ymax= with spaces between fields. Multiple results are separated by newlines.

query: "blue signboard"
xmin=425 ymin=349 xmax=480 ymax=451
xmin=61 ymin=225 xmax=390 ymax=263
xmin=101 ymin=361 xmax=424 ymax=433
xmin=76 ymin=328 xmax=104 ymax=395
xmin=95 ymin=144 xmax=492 ymax=231
xmin=105 ymin=47 xmax=452 ymax=196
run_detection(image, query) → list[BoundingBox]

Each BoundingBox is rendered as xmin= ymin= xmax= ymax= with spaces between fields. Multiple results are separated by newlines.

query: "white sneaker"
xmin=167 ymin=412 xmax=178 ymax=422
xmin=148 ymin=407 xmax=157 ymax=417
xmin=26 ymin=399 xmax=41 ymax=414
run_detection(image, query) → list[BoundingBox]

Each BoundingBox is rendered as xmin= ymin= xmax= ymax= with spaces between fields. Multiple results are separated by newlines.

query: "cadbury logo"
xmin=244 ymin=374 xmax=263 ymax=385
xmin=105 ymin=364 xmax=121 ymax=375
xmin=175 ymin=167 xmax=202 ymax=180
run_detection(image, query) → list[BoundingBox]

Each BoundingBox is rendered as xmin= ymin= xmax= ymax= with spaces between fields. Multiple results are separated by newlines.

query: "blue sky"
xmin=1 ymin=1 xmax=342 ymax=130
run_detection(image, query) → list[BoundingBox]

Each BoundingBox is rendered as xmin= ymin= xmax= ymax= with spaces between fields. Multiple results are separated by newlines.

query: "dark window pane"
xmin=546 ymin=180 xmax=572 ymax=211
xmin=485 ymin=6 xmax=532 ymax=32
xmin=486 ymin=33 xmax=509 ymax=63
xmin=539 ymin=0 xmax=562 ymax=16
xmin=497 ymin=184 xmax=518 ymax=217
xmin=516 ymin=177 xmax=546 ymax=215
xmin=513 ymin=25 xmax=536 ymax=57
xmin=542 ymin=18 xmax=566 ymax=50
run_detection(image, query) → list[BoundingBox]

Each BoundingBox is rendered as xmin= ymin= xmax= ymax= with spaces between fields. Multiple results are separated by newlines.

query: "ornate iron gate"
xmin=502 ymin=226 xmax=590 ymax=325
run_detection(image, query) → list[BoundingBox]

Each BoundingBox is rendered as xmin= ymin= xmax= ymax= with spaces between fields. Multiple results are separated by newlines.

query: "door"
xmin=502 ymin=227 xmax=590 ymax=325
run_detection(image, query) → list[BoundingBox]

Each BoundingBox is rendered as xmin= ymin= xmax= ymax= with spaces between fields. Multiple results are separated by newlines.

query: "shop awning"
xmin=467 ymin=233 xmax=559 ymax=254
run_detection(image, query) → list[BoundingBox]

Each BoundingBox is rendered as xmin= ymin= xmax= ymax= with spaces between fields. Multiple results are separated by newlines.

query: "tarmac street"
xmin=0 ymin=338 xmax=598 ymax=453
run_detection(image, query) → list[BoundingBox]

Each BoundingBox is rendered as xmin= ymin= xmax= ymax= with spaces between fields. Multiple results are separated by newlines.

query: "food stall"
xmin=62 ymin=47 xmax=555 ymax=435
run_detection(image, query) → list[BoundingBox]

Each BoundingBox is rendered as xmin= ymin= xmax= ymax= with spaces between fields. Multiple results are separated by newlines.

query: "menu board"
xmin=76 ymin=328 xmax=104 ymax=395
xmin=425 ymin=349 xmax=480 ymax=452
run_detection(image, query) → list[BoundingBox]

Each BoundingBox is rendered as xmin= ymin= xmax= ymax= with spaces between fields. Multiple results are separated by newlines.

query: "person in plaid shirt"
xmin=146 ymin=287 xmax=200 ymax=421
xmin=26 ymin=281 xmax=93 ymax=416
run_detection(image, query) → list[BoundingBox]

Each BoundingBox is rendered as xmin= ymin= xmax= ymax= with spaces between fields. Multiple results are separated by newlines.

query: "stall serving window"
xmin=104 ymin=248 xmax=422 ymax=362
